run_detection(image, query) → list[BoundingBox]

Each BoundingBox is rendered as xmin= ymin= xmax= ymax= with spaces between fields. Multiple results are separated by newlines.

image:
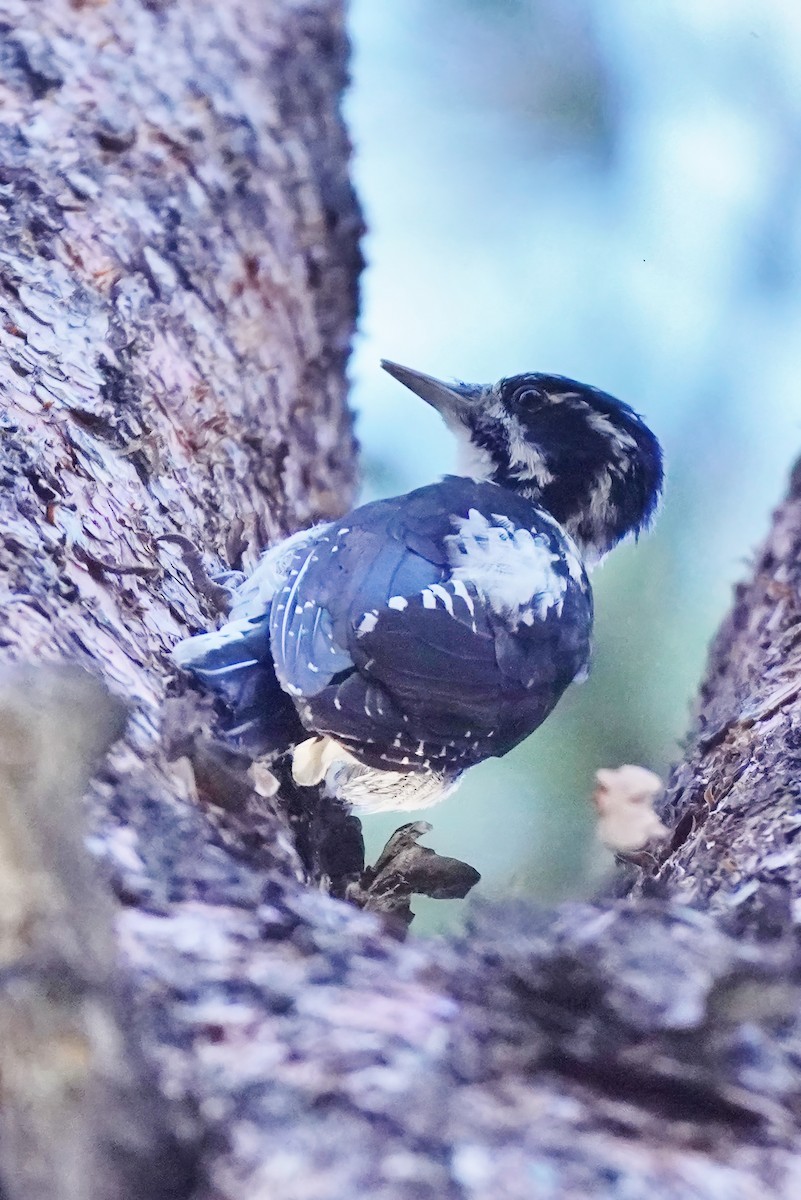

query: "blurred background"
xmin=345 ymin=0 xmax=801 ymax=931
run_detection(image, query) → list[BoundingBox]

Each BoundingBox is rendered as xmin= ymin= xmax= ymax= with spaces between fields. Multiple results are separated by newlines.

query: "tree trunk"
xmin=2 ymin=2 xmax=801 ymax=1198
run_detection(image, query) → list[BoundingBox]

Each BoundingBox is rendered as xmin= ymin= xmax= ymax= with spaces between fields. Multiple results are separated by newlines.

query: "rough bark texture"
xmin=0 ymin=667 xmax=194 ymax=1200
xmin=3 ymin=2 xmax=801 ymax=1198
xmin=634 ymin=460 xmax=801 ymax=926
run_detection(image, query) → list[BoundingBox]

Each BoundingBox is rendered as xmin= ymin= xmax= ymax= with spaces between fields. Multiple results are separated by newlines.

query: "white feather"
xmin=445 ymin=509 xmax=568 ymax=624
xmin=291 ymin=736 xmax=461 ymax=811
xmin=450 ymin=423 xmax=495 ymax=481
xmin=227 ymin=524 xmax=329 ymax=622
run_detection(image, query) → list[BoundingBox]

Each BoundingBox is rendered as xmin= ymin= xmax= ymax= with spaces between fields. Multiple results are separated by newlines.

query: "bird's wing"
xmin=227 ymin=524 xmax=331 ymax=622
xmin=268 ymin=512 xmax=464 ymax=700
xmin=170 ymin=525 xmax=332 ymax=753
xmin=270 ymin=479 xmax=592 ymax=768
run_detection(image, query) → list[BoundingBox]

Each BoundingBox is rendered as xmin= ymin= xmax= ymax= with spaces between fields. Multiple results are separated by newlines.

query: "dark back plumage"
xmin=268 ymin=477 xmax=592 ymax=772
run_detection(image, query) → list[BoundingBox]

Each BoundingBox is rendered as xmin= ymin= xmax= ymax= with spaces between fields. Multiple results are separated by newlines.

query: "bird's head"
xmin=382 ymin=360 xmax=663 ymax=563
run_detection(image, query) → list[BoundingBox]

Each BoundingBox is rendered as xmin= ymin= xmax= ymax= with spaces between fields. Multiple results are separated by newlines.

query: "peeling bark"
xmin=3 ymin=2 xmax=801 ymax=1198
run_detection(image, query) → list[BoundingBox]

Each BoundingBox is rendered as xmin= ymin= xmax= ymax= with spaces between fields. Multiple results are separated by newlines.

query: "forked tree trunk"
xmin=2 ymin=3 xmax=801 ymax=1198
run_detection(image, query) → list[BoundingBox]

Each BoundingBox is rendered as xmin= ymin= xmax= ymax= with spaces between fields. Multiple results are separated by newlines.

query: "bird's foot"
xmin=155 ymin=534 xmax=237 ymax=616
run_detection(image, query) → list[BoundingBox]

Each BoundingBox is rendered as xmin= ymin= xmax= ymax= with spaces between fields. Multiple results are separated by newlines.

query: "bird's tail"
xmin=171 ymin=614 xmax=306 ymax=755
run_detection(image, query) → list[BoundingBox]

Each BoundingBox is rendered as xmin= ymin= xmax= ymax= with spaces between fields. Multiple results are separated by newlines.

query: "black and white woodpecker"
xmin=172 ymin=362 xmax=663 ymax=812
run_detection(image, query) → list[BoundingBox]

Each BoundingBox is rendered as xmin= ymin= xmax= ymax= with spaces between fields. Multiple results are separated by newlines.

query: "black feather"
xmin=268 ymin=477 xmax=592 ymax=770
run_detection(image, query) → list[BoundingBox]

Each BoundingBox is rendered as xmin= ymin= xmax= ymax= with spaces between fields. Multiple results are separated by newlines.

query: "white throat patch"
xmin=451 ymin=422 xmax=495 ymax=481
xmin=449 ymin=408 xmax=553 ymax=490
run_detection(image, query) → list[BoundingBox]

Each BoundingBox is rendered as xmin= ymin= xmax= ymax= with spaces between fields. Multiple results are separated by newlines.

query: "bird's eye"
xmin=512 ymin=387 xmax=540 ymax=408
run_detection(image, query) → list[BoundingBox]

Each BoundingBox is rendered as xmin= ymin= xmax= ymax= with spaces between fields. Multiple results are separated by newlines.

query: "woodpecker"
xmin=172 ymin=361 xmax=663 ymax=812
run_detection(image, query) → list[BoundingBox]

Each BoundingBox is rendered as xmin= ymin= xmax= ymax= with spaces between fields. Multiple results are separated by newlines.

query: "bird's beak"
xmin=381 ymin=360 xmax=479 ymax=422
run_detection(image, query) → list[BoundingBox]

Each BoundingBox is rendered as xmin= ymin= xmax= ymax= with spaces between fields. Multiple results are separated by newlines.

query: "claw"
xmin=155 ymin=535 xmax=233 ymax=616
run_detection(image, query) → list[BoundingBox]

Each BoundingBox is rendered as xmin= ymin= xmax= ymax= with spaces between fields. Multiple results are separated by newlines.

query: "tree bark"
xmin=0 ymin=666 xmax=194 ymax=1200
xmin=633 ymin=460 xmax=801 ymax=923
xmin=2 ymin=2 xmax=801 ymax=1199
